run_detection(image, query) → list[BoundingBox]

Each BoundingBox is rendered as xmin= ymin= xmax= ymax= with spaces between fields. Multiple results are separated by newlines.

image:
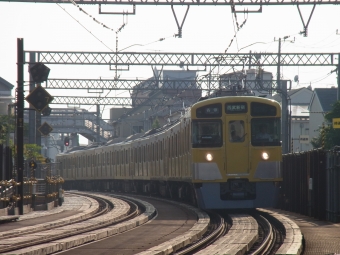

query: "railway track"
xmin=119 ymin=194 xmax=287 ymax=255
xmin=0 ymin=192 xmax=300 ymax=255
xmin=0 ymin=192 xmax=142 ymax=254
xmin=170 ymin=209 xmax=286 ymax=255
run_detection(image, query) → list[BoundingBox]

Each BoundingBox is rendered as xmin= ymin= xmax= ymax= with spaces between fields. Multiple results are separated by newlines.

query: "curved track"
xmin=0 ymin=193 xmax=138 ymax=254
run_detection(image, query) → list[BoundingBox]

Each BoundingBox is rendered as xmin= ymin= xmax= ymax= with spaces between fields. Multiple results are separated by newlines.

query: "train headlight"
xmin=206 ymin=153 xmax=213 ymax=161
xmin=261 ymin=152 xmax=269 ymax=160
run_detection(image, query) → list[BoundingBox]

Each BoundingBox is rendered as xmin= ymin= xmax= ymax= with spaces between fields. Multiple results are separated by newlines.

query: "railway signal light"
xmin=29 ymin=160 xmax=37 ymax=169
xmin=38 ymin=122 xmax=53 ymax=136
xmin=29 ymin=63 xmax=50 ymax=84
xmin=25 ymin=85 xmax=54 ymax=112
xmin=64 ymin=137 xmax=70 ymax=146
xmin=42 ymin=106 xmax=52 ymax=116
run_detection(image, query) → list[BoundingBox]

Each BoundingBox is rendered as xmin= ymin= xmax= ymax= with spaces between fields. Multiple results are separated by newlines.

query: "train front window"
xmin=251 ymin=118 xmax=281 ymax=146
xmin=192 ymin=120 xmax=223 ymax=148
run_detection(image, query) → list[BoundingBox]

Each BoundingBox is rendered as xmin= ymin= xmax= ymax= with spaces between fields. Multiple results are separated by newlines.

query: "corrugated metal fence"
xmin=280 ymin=148 xmax=340 ymax=222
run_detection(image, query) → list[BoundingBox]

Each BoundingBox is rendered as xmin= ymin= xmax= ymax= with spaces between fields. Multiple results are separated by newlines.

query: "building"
xmin=219 ymin=68 xmax=274 ymax=97
xmin=111 ymin=70 xmax=201 ymax=138
xmin=0 ymin=77 xmax=14 ymax=115
xmin=272 ymin=86 xmax=313 ymax=152
xmin=309 ymin=87 xmax=338 ymax=143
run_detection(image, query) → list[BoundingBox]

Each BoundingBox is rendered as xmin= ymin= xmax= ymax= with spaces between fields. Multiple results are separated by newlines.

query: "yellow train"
xmin=56 ymin=96 xmax=282 ymax=209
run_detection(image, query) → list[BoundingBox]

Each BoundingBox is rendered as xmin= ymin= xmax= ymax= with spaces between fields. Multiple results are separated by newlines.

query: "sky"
xmin=1 ymin=1 xmax=340 ymax=122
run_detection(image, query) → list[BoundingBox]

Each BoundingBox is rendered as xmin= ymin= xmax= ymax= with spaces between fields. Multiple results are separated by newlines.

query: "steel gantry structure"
xmin=23 ymin=50 xmax=340 ymax=154
xmin=26 ymin=50 xmax=340 ymax=102
xmin=46 ymin=79 xmax=287 ymax=91
xmin=2 ymin=0 xmax=340 ymax=5
xmin=25 ymin=51 xmax=338 ymax=67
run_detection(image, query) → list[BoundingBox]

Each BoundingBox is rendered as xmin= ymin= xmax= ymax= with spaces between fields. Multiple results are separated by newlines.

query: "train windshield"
xmin=251 ymin=118 xmax=281 ymax=146
xmin=192 ymin=120 xmax=223 ymax=148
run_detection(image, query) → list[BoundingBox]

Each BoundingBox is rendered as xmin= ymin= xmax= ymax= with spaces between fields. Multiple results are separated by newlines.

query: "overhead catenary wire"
xmin=56 ymin=3 xmax=115 ymax=51
xmin=57 ymin=1 xmax=175 ymax=115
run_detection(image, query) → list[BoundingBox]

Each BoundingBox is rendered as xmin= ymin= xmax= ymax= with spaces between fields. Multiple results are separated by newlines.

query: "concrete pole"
xmin=337 ymin=54 xmax=340 ymax=100
xmin=277 ymin=38 xmax=289 ymax=154
xmin=29 ymin=52 xmax=36 ymax=144
xmin=96 ymin=104 xmax=100 ymax=143
xmin=17 ymin=38 xmax=24 ymax=215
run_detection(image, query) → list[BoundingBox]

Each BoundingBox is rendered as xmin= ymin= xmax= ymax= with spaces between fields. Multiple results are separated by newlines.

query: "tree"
xmin=24 ymin=144 xmax=42 ymax=160
xmin=0 ymin=114 xmax=15 ymax=144
xmin=152 ymin=117 xmax=160 ymax=129
xmin=311 ymin=100 xmax=340 ymax=149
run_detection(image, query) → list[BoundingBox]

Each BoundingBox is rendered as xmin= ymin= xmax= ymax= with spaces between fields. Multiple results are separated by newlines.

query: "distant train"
xmin=56 ymin=96 xmax=282 ymax=209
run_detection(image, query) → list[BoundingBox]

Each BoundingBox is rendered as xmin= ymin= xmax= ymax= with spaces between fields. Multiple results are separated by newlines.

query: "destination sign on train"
xmin=196 ymin=103 xmax=222 ymax=118
xmin=205 ymin=107 xmax=219 ymax=114
xmin=225 ymin=103 xmax=247 ymax=113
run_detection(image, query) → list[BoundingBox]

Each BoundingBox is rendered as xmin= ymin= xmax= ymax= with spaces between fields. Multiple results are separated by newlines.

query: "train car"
xmin=56 ymin=96 xmax=282 ymax=209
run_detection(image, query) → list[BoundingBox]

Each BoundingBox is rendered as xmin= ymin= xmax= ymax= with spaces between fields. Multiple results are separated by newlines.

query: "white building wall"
xmin=291 ymin=119 xmax=311 ymax=152
xmin=309 ymin=99 xmax=325 ymax=141
xmin=290 ymin=89 xmax=313 ymax=104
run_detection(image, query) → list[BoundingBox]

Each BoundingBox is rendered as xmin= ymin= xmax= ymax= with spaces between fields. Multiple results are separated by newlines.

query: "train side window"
xmin=138 ymin=147 xmax=140 ymax=163
xmin=171 ymin=137 xmax=174 ymax=157
xmin=134 ymin=148 xmax=137 ymax=163
xmin=153 ymin=144 xmax=155 ymax=161
xmin=158 ymin=142 xmax=160 ymax=160
xmin=147 ymin=145 xmax=149 ymax=162
xmin=175 ymin=134 xmax=177 ymax=157
xmin=155 ymin=143 xmax=157 ymax=161
xmin=229 ymin=121 xmax=245 ymax=142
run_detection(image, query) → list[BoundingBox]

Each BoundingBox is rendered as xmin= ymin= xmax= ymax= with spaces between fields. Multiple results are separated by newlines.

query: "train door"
xmin=225 ymin=116 xmax=249 ymax=175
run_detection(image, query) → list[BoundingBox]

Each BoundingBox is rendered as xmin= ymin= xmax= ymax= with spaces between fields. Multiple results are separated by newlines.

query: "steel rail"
xmin=0 ymin=195 xmax=139 ymax=254
xmin=250 ymin=214 xmax=274 ymax=255
xmin=174 ymin=212 xmax=226 ymax=255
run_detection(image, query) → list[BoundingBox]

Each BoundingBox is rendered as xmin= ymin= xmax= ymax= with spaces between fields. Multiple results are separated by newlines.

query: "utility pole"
xmin=96 ymin=104 xmax=100 ymax=143
xmin=29 ymin=52 xmax=36 ymax=144
xmin=17 ymin=38 xmax=24 ymax=215
xmin=276 ymin=37 xmax=289 ymax=154
xmin=337 ymin=53 xmax=340 ymax=100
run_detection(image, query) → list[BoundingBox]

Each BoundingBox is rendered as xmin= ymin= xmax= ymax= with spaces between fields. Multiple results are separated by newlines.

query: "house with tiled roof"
xmin=309 ymin=87 xmax=338 ymax=142
xmin=271 ymin=86 xmax=313 ymax=152
xmin=0 ymin=77 xmax=14 ymax=115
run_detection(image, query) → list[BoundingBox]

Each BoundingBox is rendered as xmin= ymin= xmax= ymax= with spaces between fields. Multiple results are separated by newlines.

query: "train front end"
xmin=191 ymin=96 xmax=282 ymax=209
